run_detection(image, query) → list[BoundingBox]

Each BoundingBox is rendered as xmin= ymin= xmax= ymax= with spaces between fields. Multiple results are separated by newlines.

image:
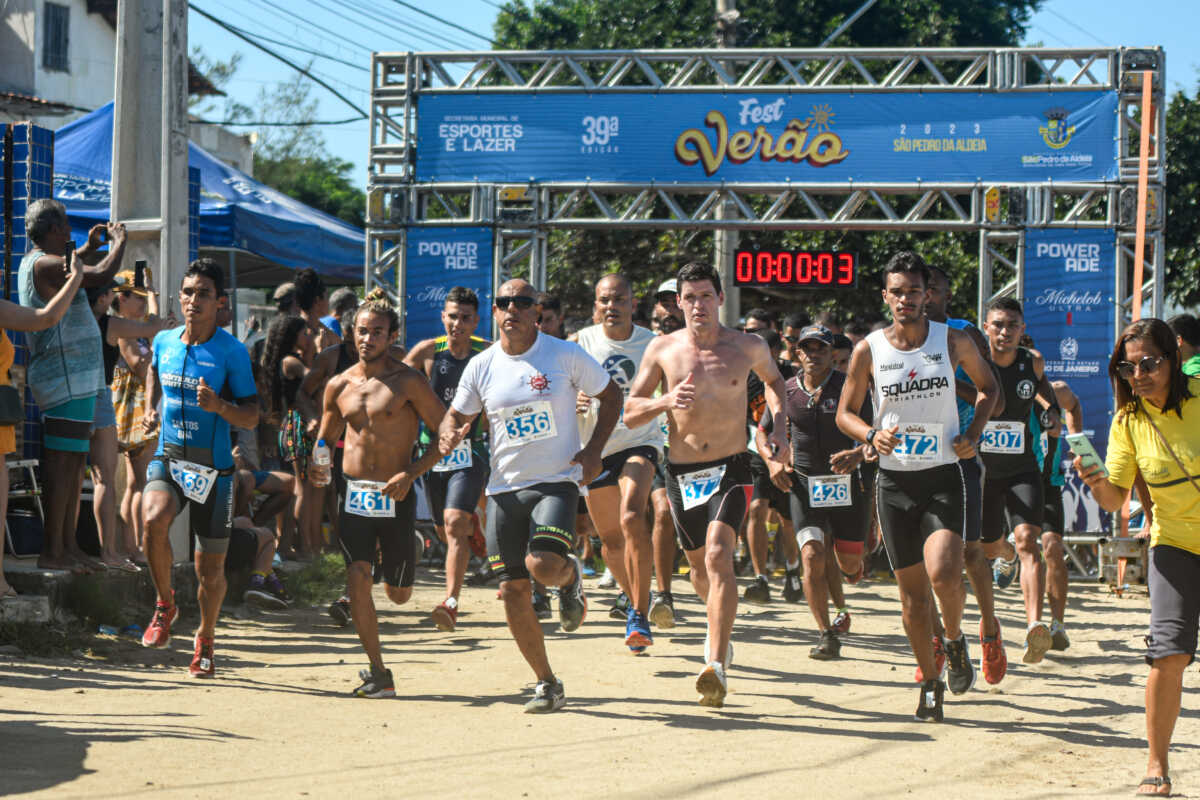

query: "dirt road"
xmin=0 ymin=572 xmax=1193 ymax=798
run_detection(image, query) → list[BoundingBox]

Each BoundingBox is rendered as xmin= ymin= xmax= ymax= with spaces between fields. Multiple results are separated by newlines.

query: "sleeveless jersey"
xmin=419 ymin=335 xmax=489 ymax=456
xmin=979 ymin=347 xmax=1039 ymax=479
xmin=575 ymin=324 xmax=663 ymax=458
xmin=867 ymin=321 xmax=960 ymax=472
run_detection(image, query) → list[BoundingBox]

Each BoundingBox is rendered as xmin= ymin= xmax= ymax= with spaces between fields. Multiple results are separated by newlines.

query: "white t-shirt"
xmin=453 ymin=332 xmax=612 ymax=494
xmin=575 ymin=323 xmax=664 ymax=458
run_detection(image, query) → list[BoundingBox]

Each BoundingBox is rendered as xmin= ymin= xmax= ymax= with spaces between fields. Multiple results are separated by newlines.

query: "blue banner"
xmin=1024 ymin=227 xmax=1116 ymax=532
xmin=417 ymin=90 xmax=1118 ymax=184
xmin=404 ymin=227 xmax=493 ymax=346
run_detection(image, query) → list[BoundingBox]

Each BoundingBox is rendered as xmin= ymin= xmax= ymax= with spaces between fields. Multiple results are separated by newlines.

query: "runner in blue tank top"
xmin=139 ymin=260 xmax=259 ymax=680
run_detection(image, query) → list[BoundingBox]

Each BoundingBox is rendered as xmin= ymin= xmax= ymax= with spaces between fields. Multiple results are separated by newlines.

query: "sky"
xmin=187 ymin=0 xmax=1200 ymax=191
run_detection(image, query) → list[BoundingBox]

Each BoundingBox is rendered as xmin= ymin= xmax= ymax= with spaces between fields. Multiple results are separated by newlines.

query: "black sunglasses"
xmin=495 ymin=295 xmax=536 ymax=311
xmin=1115 ymin=356 xmax=1165 ymax=380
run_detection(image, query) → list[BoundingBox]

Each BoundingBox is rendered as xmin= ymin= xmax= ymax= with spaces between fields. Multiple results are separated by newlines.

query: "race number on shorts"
xmin=809 ymin=474 xmax=852 ymax=507
xmin=500 ymin=400 xmax=556 ymax=444
xmin=980 ymin=420 xmax=1025 ymax=454
xmin=677 ymin=464 xmax=727 ymax=511
xmin=345 ymin=480 xmax=395 ymax=518
xmin=891 ymin=422 xmax=944 ymax=464
xmin=169 ymin=458 xmax=218 ymax=504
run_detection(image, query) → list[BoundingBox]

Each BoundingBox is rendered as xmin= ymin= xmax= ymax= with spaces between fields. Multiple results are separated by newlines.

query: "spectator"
xmin=831 ymin=333 xmax=853 ymax=373
xmin=273 ymin=281 xmax=297 ymax=316
xmin=0 ymin=248 xmax=87 ymax=598
xmin=844 ymin=320 xmax=873 ymax=345
xmin=1167 ymin=314 xmax=1200 ymax=377
xmin=653 ymin=278 xmax=679 ymax=319
xmin=781 ymin=312 xmax=811 ymax=368
xmin=295 ymin=268 xmax=339 ymax=352
xmin=743 ymin=307 xmax=775 ymax=333
xmin=1075 ymin=318 xmax=1200 ymax=798
xmin=18 ymin=200 xmax=126 ymax=573
xmin=814 ymin=310 xmax=842 ymax=334
xmin=536 ymin=292 xmax=565 ymax=338
xmin=322 ymin=287 xmax=358 ymax=339
xmin=109 ymin=268 xmax=173 ymax=567
xmin=228 ymin=515 xmax=291 ymax=609
xmin=650 ymin=289 xmax=683 ymax=335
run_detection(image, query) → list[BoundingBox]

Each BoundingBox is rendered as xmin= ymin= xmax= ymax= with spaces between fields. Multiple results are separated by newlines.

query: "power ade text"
xmin=417 ymin=240 xmax=479 ymax=271
xmin=880 ymin=375 xmax=950 ymax=398
xmin=1036 ymin=241 xmax=1101 ymax=273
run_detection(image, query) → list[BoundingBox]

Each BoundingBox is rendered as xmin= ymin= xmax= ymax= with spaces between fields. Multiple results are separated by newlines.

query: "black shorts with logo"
xmin=788 ymin=470 xmax=870 ymax=551
xmin=588 ymin=445 xmax=659 ymax=490
xmin=486 ymin=481 xmax=579 ymax=583
xmin=665 ymin=452 xmax=753 ymax=552
xmin=424 ymin=459 xmax=489 ymax=521
xmin=336 ymin=473 xmax=419 ymax=588
xmin=875 ymin=462 xmax=967 ymax=571
xmin=145 ymin=456 xmax=235 ymax=555
xmin=981 ymin=469 xmax=1044 ymax=543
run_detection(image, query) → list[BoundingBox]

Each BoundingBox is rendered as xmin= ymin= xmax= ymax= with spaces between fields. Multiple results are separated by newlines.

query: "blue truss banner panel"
xmin=404 ymin=227 xmax=494 ymax=347
xmin=417 ymin=90 xmax=1118 ymax=184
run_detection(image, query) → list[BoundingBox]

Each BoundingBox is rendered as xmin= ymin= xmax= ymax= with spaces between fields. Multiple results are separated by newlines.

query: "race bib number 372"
xmin=500 ymin=401 xmax=556 ymax=444
xmin=677 ymin=465 xmax=727 ymax=511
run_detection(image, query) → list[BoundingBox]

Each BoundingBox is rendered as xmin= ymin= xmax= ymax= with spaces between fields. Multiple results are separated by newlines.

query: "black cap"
xmin=797 ymin=324 xmax=834 ymax=346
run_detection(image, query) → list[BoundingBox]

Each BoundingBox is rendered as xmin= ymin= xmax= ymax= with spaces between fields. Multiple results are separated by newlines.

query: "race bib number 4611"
xmin=500 ymin=400 xmax=557 ymax=443
xmin=891 ymin=423 xmax=944 ymax=463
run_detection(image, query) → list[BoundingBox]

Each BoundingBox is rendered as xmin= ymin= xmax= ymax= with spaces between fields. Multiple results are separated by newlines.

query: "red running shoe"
xmin=914 ymin=635 xmax=946 ymax=683
xmin=432 ymin=601 xmax=458 ymax=632
xmin=468 ymin=515 xmax=487 ymax=559
xmin=832 ymin=609 xmax=852 ymax=634
xmin=981 ymin=618 xmax=1008 ymax=685
xmin=189 ymin=636 xmax=215 ymax=678
xmin=141 ymin=599 xmax=178 ymax=649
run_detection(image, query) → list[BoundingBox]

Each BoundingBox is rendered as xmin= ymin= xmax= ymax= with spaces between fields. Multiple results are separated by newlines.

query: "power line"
xmin=244 ymin=0 xmax=376 ymax=55
xmin=386 ymin=0 xmax=497 ymax=46
xmin=192 ymin=115 xmax=365 ymax=126
xmin=332 ymin=0 xmax=477 ymax=50
xmin=1045 ymin=8 xmax=1108 ymax=47
xmin=216 ymin=19 xmax=370 ymax=72
xmin=190 ymin=3 xmax=368 ymax=118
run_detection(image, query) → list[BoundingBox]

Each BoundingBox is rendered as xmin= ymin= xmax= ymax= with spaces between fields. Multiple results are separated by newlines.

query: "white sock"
xmin=444 ymin=596 xmax=458 ymax=610
xmin=786 ymin=559 xmax=800 ymax=571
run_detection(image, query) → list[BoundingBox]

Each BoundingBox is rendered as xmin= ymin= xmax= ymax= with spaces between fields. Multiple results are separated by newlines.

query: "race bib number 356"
xmin=891 ymin=423 xmax=944 ymax=463
xmin=677 ymin=465 xmax=727 ymax=511
xmin=345 ymin=480 xmax=395 ymax=518
xmin=500 ymin=401 xmax=556 ymax=443
xmin=980 ymin=420 xmax=1025 ymax=454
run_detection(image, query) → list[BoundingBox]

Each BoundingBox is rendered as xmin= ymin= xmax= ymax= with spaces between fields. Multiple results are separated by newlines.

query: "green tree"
xmin=492 ymin=0 xmax=1042 ymax=324
xmin=1165 ymin=82 xmax=1200 ymax=308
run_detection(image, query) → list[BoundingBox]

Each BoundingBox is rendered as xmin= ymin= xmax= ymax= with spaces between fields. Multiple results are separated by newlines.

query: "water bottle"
xmin=312 ymin=439 xmax=331 ymax=486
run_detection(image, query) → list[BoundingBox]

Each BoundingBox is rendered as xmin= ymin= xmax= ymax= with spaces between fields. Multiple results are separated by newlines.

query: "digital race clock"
xmin=733 ymin=249 xmax=857 ymax=289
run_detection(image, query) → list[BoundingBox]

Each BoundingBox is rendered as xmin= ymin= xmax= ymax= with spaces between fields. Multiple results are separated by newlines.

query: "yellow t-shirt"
xmin=1105 ymin=377 xmax=1200 ymax=554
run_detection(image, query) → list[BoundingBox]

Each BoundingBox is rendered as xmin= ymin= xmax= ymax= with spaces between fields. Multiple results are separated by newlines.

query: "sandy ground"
xmin=0 ymin=567 xmax=1194 ymax=799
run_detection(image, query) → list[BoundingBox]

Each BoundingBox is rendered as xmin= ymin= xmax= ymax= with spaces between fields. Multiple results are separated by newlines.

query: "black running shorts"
xmin=588 ymin=445 xmax=659 ymax=490
xmin=665 ymin=452 xmax=753 ymax=552
xmin=1146 ymin=545 xmax=1200 ymax=666
xmin=788 ymin=471 xmax=870 ymax=553
xmin=145 ymin=456 xmax=235 ymax=555
xmin=336 ymin=473 xmax=418 ymax=588
xmin=749 ymin=450 xmax=791 ymax=518
xmin=424 ymin=459 xmax=488 ymax=522
xmin=1042 ymin=475 xmax=1066 ymax=535
xmin=486 ymin=481 xmax=579 ymax=583
xmin=875 ymin=462 xmax=967 ymax=571
xmin=961 ymin=456 xmax=984 ymax=543
xmin=981 ymin=469 xmax=1044 ymax=543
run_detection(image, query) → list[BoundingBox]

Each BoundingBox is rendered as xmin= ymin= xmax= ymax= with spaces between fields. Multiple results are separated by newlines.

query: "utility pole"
xmin=714 ymin=0 xmax=739 ymax=325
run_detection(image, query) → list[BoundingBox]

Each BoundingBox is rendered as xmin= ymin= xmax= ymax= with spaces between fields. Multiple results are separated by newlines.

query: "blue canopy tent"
xmin=52 ymin=101 xmax=364 ymax=286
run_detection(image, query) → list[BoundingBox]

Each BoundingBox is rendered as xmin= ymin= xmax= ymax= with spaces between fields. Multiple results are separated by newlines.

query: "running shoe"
xmin=703 ymin=633 xmax=734 ymax=668
xmin=980 ymin=618 xmax=1008 ymax=685
xmin=944 ymin=634 xmax=976 ymax=695
xmin=914 ymin=678 xmax=945 ymax=722
xmin=609 ymin=591 xmax=631 ymax=621
xmin=1049 ymin=619 xmax=1071 ymax=651
xmin=264 ymin=571 xmax=292 ymax=605
xmin=810 ymin=629 xmax=841 ymax=660
xmin=558 ymin=555 xmax=587 ymax=632
xmin=352 ymin=667 xmax=395 ymax=698
xmin=831 ymin=608 xmax=852 ymax=635
xmin=581 ymin=562 xmax=597 ymax=578
xmin=743 ymin=575 xmax=771 ymax=605
xmin=531 ymin=591 xmax=552 ymax=620
xmin=432 ymin=600 xmax=458 ymax=632
xmin=992 ymin=554 xmax=1019 ymax=589
xmin=914 ymin=635 xmax=946 ymax=683
xmin=696 ymin=661 xmax=728 ymax=708
xmin=328 ymin=595 xmax=352 ymax=627
xmin=141 ymin=598 xmax=178 ymax=649
xmin=244 ymin=574 xmax=289 ymax=610
xmin=648 ymin=590 xmax=676 ymax=629
xmin=781 ymin=568 xmax=804 ymax=603
xmin=524 ymin=678 xmax=565 ymax=713
xmin=1023 ymin=621 xmax=1052 ymax=664
xmin=189 ymin=635 xmax=215 ymax=678
xmin=597 ymin=567 xmax=616 ymax=589
xmin=466 ymin=564 xmax=496 ymax=587
xmin=468 ymin=515 xmax=487 ymax=559
xmin=625 ymin=607 xmax=653 ymax=653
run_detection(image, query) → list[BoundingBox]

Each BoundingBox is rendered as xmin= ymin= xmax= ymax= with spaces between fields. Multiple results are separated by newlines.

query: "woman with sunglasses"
xmin=1075 ymin=317 xmax=1200 ymax=797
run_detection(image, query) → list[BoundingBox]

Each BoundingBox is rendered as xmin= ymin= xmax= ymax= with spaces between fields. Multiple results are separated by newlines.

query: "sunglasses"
xmin=495 ymin=295 xmax=536 ymax=311
xmin=781 ymin=334 xmax=798 ymax=343
xmin=1115 ymin=356 xmax=1165 ymax=380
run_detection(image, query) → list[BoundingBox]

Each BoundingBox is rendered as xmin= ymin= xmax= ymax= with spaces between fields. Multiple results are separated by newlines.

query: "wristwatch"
xmin=866 ymin=428 xmax=878 ymax=446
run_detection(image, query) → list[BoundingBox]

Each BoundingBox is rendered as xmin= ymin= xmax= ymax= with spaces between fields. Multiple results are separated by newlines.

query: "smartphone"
xmin=64 ymin=240 xmax=75 ymax=268
xmin=134 ymin=259 xmax=146 ymax=288
xmin=1065 ymin=433 xmax=1107 ymax=477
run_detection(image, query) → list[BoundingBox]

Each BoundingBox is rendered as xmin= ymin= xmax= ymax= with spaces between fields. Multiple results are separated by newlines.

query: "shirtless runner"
xmin=625 ymin=262 xmax=789 ymax=708
xmin=311 ymin=295 xmax=446 ymax=698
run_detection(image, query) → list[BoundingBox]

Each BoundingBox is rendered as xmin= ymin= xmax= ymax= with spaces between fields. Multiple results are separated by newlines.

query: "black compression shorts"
xmin=424 ymin=459 xmax=488 ymax=522
xmin=961 ymin=457 xmax=984 ymax=543
xmin=749 ymin=450 xmax=791 ymax=518
xmin=981 ymin=470 xmax=1044 ymax=543
xmin=588 ymin=445 xmax=658 ymax=490
xmin=486 ymin=481 xmax=579 ymax=583
xmin=875 ymin=463 xmax=967 ymax=571
xmin=336 ymin=473 xmax=418 ymax=588
xmin=788 ymin=471 xmax=870 ymax=552
xmin=665 ymin=452 xmax=753 ymax=552
xmin=1042 ymin=474 xmax=1066 ymax=535
xmin=145 ymin=457 xmax=235 ymax=555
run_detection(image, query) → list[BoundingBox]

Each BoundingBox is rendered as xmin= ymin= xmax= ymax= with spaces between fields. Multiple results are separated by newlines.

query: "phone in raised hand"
xmin=1065 ymin=432 xmax=1107 ymax=478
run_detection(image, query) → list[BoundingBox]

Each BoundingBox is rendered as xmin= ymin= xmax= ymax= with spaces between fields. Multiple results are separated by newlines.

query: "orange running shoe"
xmin=189 ymin=636 xmax=215 ymax=678
xmin=432 ymin=601 xmax=458 ymax=632
xmin=141 ymin=597 xmax=178 ymax=649
xmin=914 ymin=635 xmax=946 ymax=683
xmin=980 ymin=618 xmax=1008 ymax=684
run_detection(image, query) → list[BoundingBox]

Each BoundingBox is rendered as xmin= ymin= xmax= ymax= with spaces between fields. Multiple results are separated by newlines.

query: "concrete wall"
xmin=189 ymin=121 xmax=254 ymax=176
xmin=0 ymin=0 xmax=37 ymax=97
xmin=32 ymin=0 xmax=116 ymax=128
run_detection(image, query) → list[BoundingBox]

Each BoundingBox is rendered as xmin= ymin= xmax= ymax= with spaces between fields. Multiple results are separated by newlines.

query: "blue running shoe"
xmin=625 ymin=607 xmax=653 ymax=653
xmin=992 ymin=555 xmax=1019 ymax=590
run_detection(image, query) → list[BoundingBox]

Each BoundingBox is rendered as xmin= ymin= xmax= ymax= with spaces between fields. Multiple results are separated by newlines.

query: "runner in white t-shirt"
xmin=439 ymin=279 xmax=622 ymax=714
xmin=573 ymin=274 xmax=664 ymax=654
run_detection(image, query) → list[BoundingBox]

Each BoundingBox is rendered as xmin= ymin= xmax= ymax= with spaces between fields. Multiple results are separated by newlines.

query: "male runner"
xmin=1041 ymin=379 xmax=1083 ymax=650
xmin=310 ymin=296 xmax=446 ymax=697
xmin=626 ymin=262 xmax=789 ymax=708
xmin=647 ymin=286 xmax=685 ymax=628
xmin=925 ymin=266 xmax=1009 ymax=685
xmin=837 ymin=251 xmax=998 ymax=722
xmin=404 ymin=287 xmax=490 ymax=632
xmin=573 ymin=274 xmax=663 ymax=652
xmin=139 ymin=259 xmax=259 ymax=679
xmin=979 ymin=298 xmax=1061 ymax=664
xmin=759 ymin=325 xmax=871 ymax=659
xmin=439 ymin=279 xmax=622 ymax=713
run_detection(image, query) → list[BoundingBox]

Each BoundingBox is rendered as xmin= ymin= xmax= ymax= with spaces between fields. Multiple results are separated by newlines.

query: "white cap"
xmin=655 ymin=278 xmax=678 ymax=297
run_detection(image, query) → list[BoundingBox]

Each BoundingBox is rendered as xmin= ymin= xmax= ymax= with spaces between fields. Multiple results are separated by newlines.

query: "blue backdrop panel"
xmin=403 ymin=227 xmax=493 ymax=347
xmin=417 ymin=90 xmax=1118 ymax=184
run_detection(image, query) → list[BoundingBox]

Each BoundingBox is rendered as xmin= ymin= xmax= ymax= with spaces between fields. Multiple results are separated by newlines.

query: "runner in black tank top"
xmin=981 ymin=298 xmax=1062 ymax=666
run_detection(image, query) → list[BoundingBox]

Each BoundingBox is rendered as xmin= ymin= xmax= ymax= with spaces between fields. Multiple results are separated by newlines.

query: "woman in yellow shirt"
xmin=1077 ymin=318 xmax=1200 ymax=797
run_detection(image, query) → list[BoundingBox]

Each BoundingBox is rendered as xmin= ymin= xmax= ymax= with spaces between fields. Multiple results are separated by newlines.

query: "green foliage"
xmin=1165 ymin=83 xmax=1200 ymax=308
xmin=254 ymin=154 xmax=366 ymax=228
xmin=280 ymin=552 xmax=347 ymax=606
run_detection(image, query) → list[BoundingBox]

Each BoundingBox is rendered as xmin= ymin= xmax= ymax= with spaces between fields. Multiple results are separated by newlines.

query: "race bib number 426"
xmin=501 ymin=401 xmax=556 ymax=443
xmin=809 ymin=474 xmax=852 ymax=507
xmin=980 ymin=420 xmax=1025 ymax=454
xmin=891 ymin=423 xmax=944 ymax=463
xmin=677 ymin=465 xmax=727 ymax=511
xmin=345 ymin=480 xmax=395 ymax=518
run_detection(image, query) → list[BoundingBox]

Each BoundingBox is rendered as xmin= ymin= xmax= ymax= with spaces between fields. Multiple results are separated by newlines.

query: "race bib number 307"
xmin=891 ymin=423 xmax=944 ymax=463
xmin=809 ymin=474 xmax=852 ymax=507
xmin=500 ymin=401 xmax=557 ymax=443
xmin=677 ymin=465 xmax=727 ymax=511
xmin=980 ymin=421 xmax=1025 ymax=454
xmin=345 ymin=480 xmax=395 ymax=518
